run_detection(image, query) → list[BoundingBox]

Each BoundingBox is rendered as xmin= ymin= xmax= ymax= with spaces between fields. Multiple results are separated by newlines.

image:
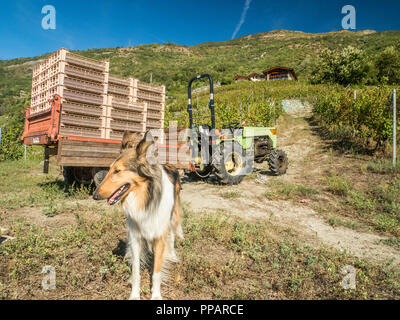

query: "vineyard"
xmin=165 ymin=80 xmax=328 ymax=128
xmin=165 ymin=80 xmax=399 ymax=156
xmin=313 ymin=86 xmax=399 ymax=153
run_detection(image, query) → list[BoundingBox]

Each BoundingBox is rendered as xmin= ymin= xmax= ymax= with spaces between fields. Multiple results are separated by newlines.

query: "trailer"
xmin=21 ymin=49 xmax=166 ymax=185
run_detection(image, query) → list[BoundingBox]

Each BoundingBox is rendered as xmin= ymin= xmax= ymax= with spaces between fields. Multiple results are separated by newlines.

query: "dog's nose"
xmin=93 ymin=192 xmax=100 ymax=200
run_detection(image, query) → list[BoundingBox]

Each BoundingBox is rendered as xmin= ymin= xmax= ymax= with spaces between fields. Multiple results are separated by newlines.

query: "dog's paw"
xmin=176 ymin=227 xmax=185 ymax=240
xmin=129 ymin=294 xmax=140 ymax=300
xmin=168 ymin=252 xmax=179 ymax=263
xmin=151 ymin=295 xmax=163 ymax=300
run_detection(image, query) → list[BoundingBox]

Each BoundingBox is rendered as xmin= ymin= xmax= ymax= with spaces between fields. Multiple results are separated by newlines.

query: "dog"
xmin=93 ymin=131 xmax=183 ymax=300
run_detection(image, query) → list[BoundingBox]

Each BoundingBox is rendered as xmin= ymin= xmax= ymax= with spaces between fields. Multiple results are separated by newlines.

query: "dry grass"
xmin=1 ymin=159 xmax=400 ymax=300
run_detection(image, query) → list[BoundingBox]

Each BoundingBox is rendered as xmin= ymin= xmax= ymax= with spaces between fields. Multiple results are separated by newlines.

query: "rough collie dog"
xmin=93 ymin=132 xmax=183 ymax=300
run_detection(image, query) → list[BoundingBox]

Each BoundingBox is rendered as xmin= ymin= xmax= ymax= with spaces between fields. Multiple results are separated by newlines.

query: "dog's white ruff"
xmin=123 ymin=167 xmax=175 ymax=300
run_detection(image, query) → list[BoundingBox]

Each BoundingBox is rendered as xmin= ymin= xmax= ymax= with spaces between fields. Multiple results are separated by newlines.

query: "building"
xmin=247 ymin=73 xmax=265 ymax=82
xmin=234 ymin=66 xmax=297 ymax=82
xmin=262 ymin=66 xmax=297 ymax=81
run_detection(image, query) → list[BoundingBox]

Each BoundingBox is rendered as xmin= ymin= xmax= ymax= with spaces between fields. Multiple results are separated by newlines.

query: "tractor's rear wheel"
xmin=62 ymin=166 xmax=96 ymax=186
xmin=214 ymin=142 xmax=252 ymax=185
xmin=268 ymin=149 xmax=288 ymax=176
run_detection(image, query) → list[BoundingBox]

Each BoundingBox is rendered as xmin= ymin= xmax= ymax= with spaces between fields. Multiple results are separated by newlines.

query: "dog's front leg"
xmin=151 ymin=236 xmax=166 ymax=300
xmin=129 ymin=236 xmax=141 ymax=300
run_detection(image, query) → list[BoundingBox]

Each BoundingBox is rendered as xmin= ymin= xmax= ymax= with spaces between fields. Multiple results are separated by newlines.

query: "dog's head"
xmin=93 ymin=134 xmax=159 ymax=207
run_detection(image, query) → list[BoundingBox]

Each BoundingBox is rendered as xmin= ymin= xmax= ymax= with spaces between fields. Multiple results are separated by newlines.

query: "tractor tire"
xmin=62 ymin=166 xmax=75 ymax=186
xmin=214 ymin=141 xmax=253 ymax=185
xmin=62 ymin=166 xmax=93 ymax=186
xmin=268 ymin=149 xmax=288 ymax=176
xmin=93 ymin=168 xmax=109 ymax=187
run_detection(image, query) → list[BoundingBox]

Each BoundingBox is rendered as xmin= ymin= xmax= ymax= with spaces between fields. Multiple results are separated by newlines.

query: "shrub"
xmin=311 ymin=46 xmax=369 ymax=85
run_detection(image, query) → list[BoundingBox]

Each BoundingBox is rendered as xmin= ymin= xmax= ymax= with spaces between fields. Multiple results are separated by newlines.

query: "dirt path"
xmin=181 ymin=103 xmax=400 ymax=266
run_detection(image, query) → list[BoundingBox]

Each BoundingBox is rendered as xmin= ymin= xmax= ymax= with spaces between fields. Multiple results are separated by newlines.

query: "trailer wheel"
xmin=93 ymin=168 xmax=109 ymax=187
xmin=62 ymin=166 xmax=93 ymax=186
xmin=214 ymin=142 xmax=252 ymax=185
xmin=62 ymin=166 xmax=74 ymax=185
xmin=268 ymin=149 xmax=288 ymax=176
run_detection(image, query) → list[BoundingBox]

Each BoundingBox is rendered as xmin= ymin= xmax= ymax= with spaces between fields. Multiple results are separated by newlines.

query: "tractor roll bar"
xmin=187 ymin=74 xmax=215 ymax=129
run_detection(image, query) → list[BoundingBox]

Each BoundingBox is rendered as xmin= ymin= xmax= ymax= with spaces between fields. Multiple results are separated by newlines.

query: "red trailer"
xmin=21 ymin=95 xmax=123 ymax=185
xmin=21 ymin=49 xmax=168 ymax=185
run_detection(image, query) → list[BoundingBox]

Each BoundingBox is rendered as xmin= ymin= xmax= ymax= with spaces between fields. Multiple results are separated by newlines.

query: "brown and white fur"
xmin=93 ymin=131 xmax=183 ymax=300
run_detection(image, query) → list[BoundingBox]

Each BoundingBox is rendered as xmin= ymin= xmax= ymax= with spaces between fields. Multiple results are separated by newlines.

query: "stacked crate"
xmin=30 ymin=48 xmax=165 ymax=141
xmin=136 ymin=81 xmax=165 ymax=131
xmin=31 ymin=48 xmax=108 ymax=139
xmin=107 ymin=76 xmax=147 ymax=140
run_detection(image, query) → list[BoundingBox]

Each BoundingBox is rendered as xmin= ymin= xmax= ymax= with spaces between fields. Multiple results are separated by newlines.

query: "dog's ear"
xmin=135 ymin=134 xmax=159 ymax=177
xmin=136 ymin=131 xmax=157 ymax=163
xmin=121 ymin=131 xmax=142 ymax=151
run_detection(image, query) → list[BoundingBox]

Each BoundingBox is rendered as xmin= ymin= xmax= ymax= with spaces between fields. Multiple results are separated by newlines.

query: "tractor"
xmin=185 ymin=74 xmax=288 ymax=185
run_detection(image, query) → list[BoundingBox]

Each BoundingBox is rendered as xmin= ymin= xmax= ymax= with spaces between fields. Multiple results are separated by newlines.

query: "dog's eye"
xmin=114 ymin=169 xmax=120 ymax=174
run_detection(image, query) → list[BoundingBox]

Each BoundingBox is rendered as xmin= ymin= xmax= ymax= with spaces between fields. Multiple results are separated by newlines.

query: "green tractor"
xmin=186 ymin=74 xmax=288 ymax=185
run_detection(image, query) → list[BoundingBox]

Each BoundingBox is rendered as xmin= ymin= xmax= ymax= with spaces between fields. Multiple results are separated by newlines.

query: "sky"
xmin=0 ymin=0 xmax=399 ymax=60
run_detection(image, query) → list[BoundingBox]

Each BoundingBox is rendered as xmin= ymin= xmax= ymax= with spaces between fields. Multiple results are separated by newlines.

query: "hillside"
xmin=1 ymin=29 xmax=400 ymax=118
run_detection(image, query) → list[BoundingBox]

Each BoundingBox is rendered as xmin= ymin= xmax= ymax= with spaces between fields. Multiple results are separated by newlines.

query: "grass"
xmin=317 ymin=165 xmax=400 ymax=236
xmin=220 ymin=190 xmax=241 ymax=199
xmin=367 ymin=160 xmax=400 ymax=174
xmin=380 ymin=238 xmax=400 ymax=250
xmin=325 ymin=173 xmax=353 ymax=196
xmin=1 ymin=159 xmax=400 ymax=299
xmin=0 ymin=159 xmax=92 ymax=213
xmin=263 ymin=179 xmax=319 ymax=200
xmin=327 ymin=216 xmax=360 ymax=230
xmin=1 ymin=206 xmax=400 ymax=300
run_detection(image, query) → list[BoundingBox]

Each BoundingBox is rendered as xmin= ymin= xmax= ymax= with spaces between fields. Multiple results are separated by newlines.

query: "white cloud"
xmin=231 ymin=0 xmax=252 ymax=39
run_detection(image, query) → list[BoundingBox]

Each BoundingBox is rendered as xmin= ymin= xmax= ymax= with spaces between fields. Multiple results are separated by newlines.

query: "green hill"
xmin=1 ymin=29 xmax=400 ymax=118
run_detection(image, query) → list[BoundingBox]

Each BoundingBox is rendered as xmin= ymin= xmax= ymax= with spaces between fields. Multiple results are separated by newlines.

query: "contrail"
xmin=231 ymin=0 xmax=252 ymax=39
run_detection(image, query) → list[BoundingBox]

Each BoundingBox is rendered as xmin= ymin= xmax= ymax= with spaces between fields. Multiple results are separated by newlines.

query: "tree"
xmin=311 ymin=46 xmax=369 ymax=85
xmin=374 ymin=46 xmax=400 ymax=84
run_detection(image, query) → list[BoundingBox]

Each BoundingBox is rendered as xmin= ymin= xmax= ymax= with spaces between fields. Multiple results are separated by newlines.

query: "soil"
xmin=180 ymin=104 xmax=400 ymax=266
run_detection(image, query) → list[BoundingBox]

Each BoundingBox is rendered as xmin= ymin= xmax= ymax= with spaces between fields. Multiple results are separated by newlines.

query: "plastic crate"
xmin=65 ymin=52 xmax=106 ymax=72
xmin=137 ymin=90 xmax=163 ymax=103
xmin=137 ymin=99 xmax=163 ymax=111
xmin=110 ymin=130 xmax=145 ymax=140
xmin=109 ymin=94 xmax=130 ymax=105
xmin=64 ymin=65 xmax=104 ymax=82
xmin=108 ymin=75 xmax=130 ymax=86
xmin=110 ymin=119 xmax=146 ymax=132
xmin=61 ymin=113 xmax=102 ymax=129
xmin=111 ymin=101 xmax=146 ymax=113
xmin=62 ymin=102 xmax=103 ymax=117
xmin=111 ymin=108 xmax=146 ymax=122
xmin=146 ymin=110 xmax=163 ymax=120
xmin=63 ymin=77 xmax=104 ymax=94
xmin=60 ymin=125 xmax=102 ymax=138
xmin=108 ymin=84 xmax=130 ymax=96
xmin=63 ymin=89 xmax=103 ymax=105
xmin=137 ymin=82 xmax=163 ymax=94
xmin=146 ymin=119 xmax=163 ymax=129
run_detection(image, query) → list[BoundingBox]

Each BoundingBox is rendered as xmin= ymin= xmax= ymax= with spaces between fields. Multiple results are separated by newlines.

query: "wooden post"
xmin=43 ymin=147 xmax=50 ymax=174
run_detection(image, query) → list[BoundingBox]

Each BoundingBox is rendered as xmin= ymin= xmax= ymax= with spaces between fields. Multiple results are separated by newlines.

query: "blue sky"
xmin=0 ymin=0 xmax=399 ymax=60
